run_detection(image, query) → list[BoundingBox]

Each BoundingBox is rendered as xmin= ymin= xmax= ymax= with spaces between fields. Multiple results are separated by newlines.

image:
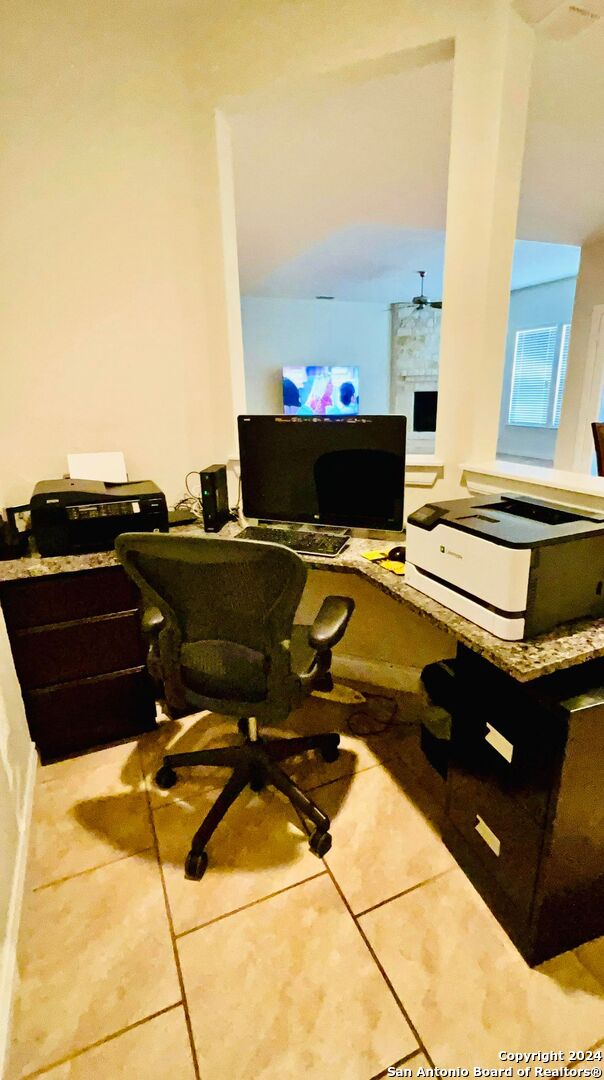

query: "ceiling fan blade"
xmin=430 ymin=301 xmax=442 ymax=309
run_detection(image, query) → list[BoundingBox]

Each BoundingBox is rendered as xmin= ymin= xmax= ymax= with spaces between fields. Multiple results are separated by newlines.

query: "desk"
xmin=3 ymin=523 xmax=604 ymax=683
xmin=1 ymin=526 xmax=603 ymax=963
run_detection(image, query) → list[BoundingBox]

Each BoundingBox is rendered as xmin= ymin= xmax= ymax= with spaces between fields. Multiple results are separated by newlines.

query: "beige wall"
xmin=0 ymin=4 xmax=241 ymax=509
xmin=0 ymin=610 xmax=35 ymax=1076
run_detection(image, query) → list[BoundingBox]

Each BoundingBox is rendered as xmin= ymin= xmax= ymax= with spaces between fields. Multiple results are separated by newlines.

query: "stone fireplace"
xmin=390 ymin=303 xmax=441 ymax=453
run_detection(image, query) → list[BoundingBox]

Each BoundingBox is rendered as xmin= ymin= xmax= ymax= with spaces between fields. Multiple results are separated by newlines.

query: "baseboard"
xmin=0 ymin=743 xmax=37 ymax=1080
xmin=332 ymin=653 xmax=422 ymax=693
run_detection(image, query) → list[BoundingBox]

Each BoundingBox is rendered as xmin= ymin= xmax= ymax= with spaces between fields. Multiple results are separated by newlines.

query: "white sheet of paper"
xmin=67 ymin=451 xmax=128 ymax=484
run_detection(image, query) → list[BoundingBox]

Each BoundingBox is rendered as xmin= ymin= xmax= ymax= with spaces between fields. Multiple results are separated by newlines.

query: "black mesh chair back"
xmin=117 ymin=533 xmax=305 ymax=650
xmin=116 ymin=533 xmax=307 ymax=719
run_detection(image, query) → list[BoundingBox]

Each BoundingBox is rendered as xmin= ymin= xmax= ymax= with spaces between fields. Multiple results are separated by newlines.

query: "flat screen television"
xmin=238 ymin=415 xmax=406 ymax=531
xmin=282 ymin=365 xmax=359 ymax=416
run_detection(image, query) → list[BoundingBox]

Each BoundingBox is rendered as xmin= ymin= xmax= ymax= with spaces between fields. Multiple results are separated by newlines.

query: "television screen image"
xmin=282 ymin=366 xmax=359 ymax=416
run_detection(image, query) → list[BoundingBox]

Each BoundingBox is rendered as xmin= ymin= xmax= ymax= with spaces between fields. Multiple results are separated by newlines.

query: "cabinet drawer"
xmin=25 ymin=667 xmax=156 ymax=762
xmin=0 ymin=566 xmax=140 ymax=630
xmin=448 ymin=768 xmax=544 ymax=914
xmin=450 ymin=706 xmax=560 ymax=824
xmin=10 ymin=611 xmax=146 ymax=690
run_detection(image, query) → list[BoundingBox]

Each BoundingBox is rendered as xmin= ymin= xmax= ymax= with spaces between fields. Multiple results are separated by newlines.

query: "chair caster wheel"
xmin=155 ymin=765 xmax=178 ymax=789
xmin=185 ymin=850 xmax=208 ymax=881
xmin=319 ymin=735 xmax=340 ymax=763
xmin=238 ymin=718 xmax=249 ymax=737
xmin=309 ymin=830 xmax=332 ymax=857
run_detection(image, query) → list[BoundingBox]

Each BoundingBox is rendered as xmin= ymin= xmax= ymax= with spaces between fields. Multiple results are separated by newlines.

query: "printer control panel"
xmin=407 ymin=505 xmax=446 ymax=530
xmin=67 ymin=501 xmax=141 ymax=520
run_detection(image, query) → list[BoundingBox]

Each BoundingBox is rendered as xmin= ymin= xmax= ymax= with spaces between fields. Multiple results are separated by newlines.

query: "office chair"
xmin=116 ymin=533 xmax=354 ymax=880
xmin=592 ymin=423 xmax=604 ymax=476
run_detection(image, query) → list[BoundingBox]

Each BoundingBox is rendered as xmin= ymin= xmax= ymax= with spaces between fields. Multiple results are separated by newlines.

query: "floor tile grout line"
xmin=174 ymin=869 xmax=328 ymax=939
xmin=322 ymin=861 xmax=435 ymax=1070
xmin=136 ymin=745 xmax=202 ymax=1080
xmin=298 ymin=758 xmax=384 ymax=794
xmin=19 ymin=1002 xmax=183 ymax=1079
xmin=31 ymin=847 xmax=156 ymax=892
xmin=369 ymin=1047 xmax=426 ymax=1080
xmin=354 ymin=868 xmax=455 ymax=919
xmin=281 ymin=733 xmax=416 ymax=795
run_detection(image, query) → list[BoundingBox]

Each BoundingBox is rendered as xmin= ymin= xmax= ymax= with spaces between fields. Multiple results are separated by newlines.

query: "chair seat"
xmin=180 ymin=639 xmax=268 ymax=702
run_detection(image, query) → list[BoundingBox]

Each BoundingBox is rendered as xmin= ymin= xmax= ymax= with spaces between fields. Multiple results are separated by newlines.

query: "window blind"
xmin=508 ymin=325 xmax=558 ymax=427
xmin=553 ymin=323 xmax=571 ymax=428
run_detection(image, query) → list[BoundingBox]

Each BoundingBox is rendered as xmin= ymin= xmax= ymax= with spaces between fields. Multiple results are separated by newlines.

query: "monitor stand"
xmin=350 ymin=526 xmax=405 ymax=542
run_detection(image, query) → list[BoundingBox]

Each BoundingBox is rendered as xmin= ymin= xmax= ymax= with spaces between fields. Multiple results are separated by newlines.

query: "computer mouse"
xmin=387 ymin=546 xmax=406 ymax=563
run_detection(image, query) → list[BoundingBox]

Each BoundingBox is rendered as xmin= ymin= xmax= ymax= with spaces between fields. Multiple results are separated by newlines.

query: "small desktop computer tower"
xmin=200 ymin=465 xmax=229 ymax=532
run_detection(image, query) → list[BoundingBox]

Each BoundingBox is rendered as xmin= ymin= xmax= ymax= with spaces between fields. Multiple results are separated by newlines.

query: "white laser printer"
xmin=405 ymin=493 xmax=604 ymax=641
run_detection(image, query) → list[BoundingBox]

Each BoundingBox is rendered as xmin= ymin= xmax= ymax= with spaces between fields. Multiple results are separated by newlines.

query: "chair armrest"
xmin=309 ymin=596 xmax=354 ymax=651
xmin=141 ymin=606 xmax=165 ymax=638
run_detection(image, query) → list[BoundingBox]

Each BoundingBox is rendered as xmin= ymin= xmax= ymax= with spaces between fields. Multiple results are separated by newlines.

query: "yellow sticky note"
xmin=362 ymin=550 xmax=389 ymax=562
xmin=380 ymin=560 xmax=406 ymax=575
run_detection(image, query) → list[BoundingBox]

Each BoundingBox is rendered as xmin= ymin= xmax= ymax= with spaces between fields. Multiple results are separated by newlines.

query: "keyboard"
xmin=236 ymin=525 xmax=347 ymax=557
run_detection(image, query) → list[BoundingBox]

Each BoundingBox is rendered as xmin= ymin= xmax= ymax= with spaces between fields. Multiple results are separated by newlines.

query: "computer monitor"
xmin=238 ymin=415 xmax=406 ymax=531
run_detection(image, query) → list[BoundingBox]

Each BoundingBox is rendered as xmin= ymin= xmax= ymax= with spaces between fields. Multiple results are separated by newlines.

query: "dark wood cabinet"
xmin=442 ymin=647 xmax=604 ymax=964
xmin=0 ymin=566 xmax=157 ymax=763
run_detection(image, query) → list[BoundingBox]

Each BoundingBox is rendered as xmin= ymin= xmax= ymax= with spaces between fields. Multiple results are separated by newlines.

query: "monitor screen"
xmin=238 ymin=415 xmax=406 ymax=531
xmin=282 ymin=366 xmax=359 ymax=416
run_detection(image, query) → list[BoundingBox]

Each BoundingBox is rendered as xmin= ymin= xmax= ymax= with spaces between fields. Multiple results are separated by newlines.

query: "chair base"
xmin=157 ymin=727 xmax=340 ymax=880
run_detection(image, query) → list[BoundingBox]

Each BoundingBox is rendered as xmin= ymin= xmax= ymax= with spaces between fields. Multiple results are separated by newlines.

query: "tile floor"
xmin=7 ymin=689 xmax=604 ymax=1079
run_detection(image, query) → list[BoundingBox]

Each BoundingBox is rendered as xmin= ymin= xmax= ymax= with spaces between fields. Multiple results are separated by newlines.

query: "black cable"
xmin=229 ymin=473 xmax=242 ymax=520
xmin=171 ymin=472 xmax=203 ymax=522
xmin=185 ymin=471 xmax=202 ymax=503
xmin=345 ymin=689 xmax=404 ymax=737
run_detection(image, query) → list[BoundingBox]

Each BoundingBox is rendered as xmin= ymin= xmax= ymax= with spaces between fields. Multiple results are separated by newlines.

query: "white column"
xmin=183 ymin=108 xmax=246 ymax=471
xmin=435 ymin=3 xmax=534 ymax=493
xmin=555 ymin=239 xmax=604 ymax=473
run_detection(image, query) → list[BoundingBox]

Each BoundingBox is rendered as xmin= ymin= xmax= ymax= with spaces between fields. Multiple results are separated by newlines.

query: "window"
xmin=553 ymin=322 xmax=570 ymax=427
xmin=508 ymin=323 xmax=571 ymax=428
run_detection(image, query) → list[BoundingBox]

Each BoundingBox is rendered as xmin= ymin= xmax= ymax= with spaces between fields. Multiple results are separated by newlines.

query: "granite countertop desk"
xmin=1 ymin=523 xmax=603 ymax=684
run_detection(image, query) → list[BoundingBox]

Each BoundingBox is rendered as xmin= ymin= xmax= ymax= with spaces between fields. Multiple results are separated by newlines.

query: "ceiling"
xmin=244 ymin=227 xmax=580 ymax=303
xmin=231 ymin=21 xmax=604 ymax=301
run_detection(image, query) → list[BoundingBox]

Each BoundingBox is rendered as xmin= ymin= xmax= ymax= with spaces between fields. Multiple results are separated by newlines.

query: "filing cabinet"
xmin=0 ymin=566 xmax=157 ymax=762
xmin=442 ymin=646 xmax=604 ymax=964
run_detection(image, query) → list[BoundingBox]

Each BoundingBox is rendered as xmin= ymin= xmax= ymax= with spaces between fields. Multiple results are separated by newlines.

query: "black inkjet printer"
xmin=30 ymin=479 xmax=168 ymax=556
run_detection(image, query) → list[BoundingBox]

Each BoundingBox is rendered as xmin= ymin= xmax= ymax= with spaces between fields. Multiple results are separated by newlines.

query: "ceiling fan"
xmin=411 ymin=270 xmax=442 ymax=311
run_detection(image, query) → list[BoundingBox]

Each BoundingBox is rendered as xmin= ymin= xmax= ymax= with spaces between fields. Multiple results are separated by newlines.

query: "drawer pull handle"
xmin=475 ymin=814 xmax=501 ymax=856
xmin=485 ymin=722 xmax=514 ymax=763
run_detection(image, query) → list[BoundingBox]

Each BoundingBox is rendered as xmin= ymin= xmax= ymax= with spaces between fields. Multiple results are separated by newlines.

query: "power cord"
xmin=345 ymin=689 xmax=404 ymax=737
xmin=185 ymin=471 xmax=202 ymax=505
xmin=229 ymin=473 xmax=242 ymax=520
xmin=170 ymin=472 xmax=204 ymax=522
